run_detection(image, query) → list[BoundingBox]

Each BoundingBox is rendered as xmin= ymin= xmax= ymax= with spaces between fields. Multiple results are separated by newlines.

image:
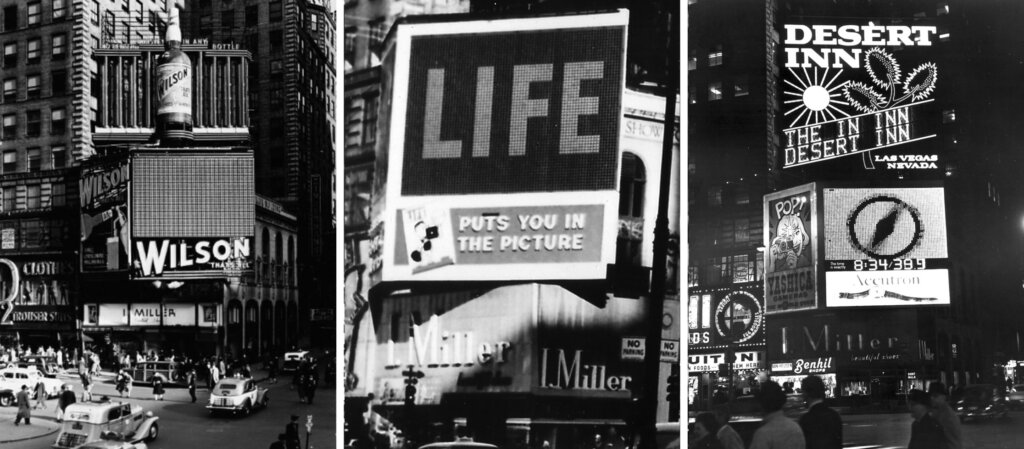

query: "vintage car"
xmin=0 ymin=387 xmax=14 ymax=406
xmin=206 ymin=377 xmax=269 ymax=416
xmin=76 ymin=441 xmax=148 ymax=449
xmin=15 ymin=355 xmax=63 ymax=378
xmin=0 ymin=366 xmax=64 ymax=398
xmin=955 ymin=384 xmax=1010 ymax=422
xmin=52 ymin=401 xmax=159 ymax=449
xmin=281 ymin=351 xmax=310 ymax=373
xmin=419 ymin=440 xmax=498 ymax=449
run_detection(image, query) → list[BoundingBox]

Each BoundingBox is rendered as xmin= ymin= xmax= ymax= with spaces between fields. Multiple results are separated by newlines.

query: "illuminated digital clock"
xmin=853 ymin=258 xmax=926 ymax=271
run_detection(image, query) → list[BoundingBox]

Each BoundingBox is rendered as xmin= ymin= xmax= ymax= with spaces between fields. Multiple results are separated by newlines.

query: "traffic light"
xmin=404 ymin=384 xmax=416 ymax=405
xmin=402 ymin=366 xmax=424 ymax=407
xmin=666 ymin=373 xmax=679 ymax=403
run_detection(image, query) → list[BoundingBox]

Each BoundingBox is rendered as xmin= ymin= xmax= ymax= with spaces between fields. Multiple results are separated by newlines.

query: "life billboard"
xmin=823 ymin=187 xmax=950 ymax=307
xmin=763 ymin=183 xmax=818 ymax=313
xmin=375 ymin=12 xmax=628 ymax=283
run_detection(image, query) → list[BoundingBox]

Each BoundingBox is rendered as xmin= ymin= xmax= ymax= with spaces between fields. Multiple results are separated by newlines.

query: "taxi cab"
xmin=53 ymin=401 xmax=159 ymax=449
xmin=281 ymin=351 xmax=309 ymax=373
xmin=206 ymin=377 xmax=269 ymax=416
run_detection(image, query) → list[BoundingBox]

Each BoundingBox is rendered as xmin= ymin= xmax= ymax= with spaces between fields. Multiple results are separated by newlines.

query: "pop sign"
xmin=781 ymin=23 xmax=941 ymax=169
xmin=375 ymin=12 xmax=627 ymax=283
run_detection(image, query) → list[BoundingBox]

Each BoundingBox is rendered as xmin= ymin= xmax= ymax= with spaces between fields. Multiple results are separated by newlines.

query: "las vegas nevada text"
xmin=0 ymin=0 xmax=339 ymax=447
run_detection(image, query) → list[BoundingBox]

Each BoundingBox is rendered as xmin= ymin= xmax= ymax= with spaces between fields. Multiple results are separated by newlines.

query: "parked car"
xmin=419 ymin=440 xmax=498 ymax=449
xmin=281 ymin=351 xmax=309 ymax=373
xmin=15 ymin=355 xmax=62 ymax=378
xmin=206 ymin=378 xmax=269 ymax=416
xmin=0 ymin=366 xmax=63 ymax=398
xmin=129 ymin=361 xmax=184 ymax=385
xmin=1007 ymin=384 xmax=1024 ymax=409
xmin=52 ymin=401 xmax=159 ymax=449
xmin=955 ymin=384 xmax=1010 ymax=422
xmin=0 ymin=387 xmax=14 ymax=406
xmin=688 ymin=396 xmax=764 ymax=448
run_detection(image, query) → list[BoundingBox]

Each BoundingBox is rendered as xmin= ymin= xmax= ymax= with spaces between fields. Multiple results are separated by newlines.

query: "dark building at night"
xmin=688 ymin=0 xmax=1022 ymax=411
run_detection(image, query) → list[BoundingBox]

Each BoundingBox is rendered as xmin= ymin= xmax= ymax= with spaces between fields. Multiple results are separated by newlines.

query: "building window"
xmin=688 ymin=85 xmax=696 ymax=105
xmin=708 ymin=81 xmax=723 ymax=101
xmin=734 ymin=76 xmax=749 ymax=97
xmin=245 ymin=5 xmax=258 ymax=27
xmin=51 ymin=69 xmax=66 ymax=96
xmin=616 ymin=153 xmax=646 ymax=266
xmin=53 ymin=0 xmax=66 ymax=20
xmin=3 ymin=43 xmax=16 ymax=68
xmin=270 ymin=30 xmax=283 ymax=52
xmin=1 ymin=187 xmax=13 ymax=211
xmin=708 ymin=44 xmax=723 ymax=66
xmin=4 ymin=6 xmax=16 ymax=31
xmin=221 ymin=9 xmax=234 ymax=29
xmin=26 ymin=75 xmax=40 ymax=99
xmin=27 ymin=2 xmax=40 ymax=26
xmin=51 ymin=182 xmax=64 ymax=206
xmin=1 ymin=150 xmax=14 ymax=173
xmin=26 ymin=148 xmax=40 ymax=172
xmin=269 ymin=0 xmax=282 ymax=22
xmin=50 ymin=145 xmax=65 ymax=168
xmin=25 ymin=187 xmax=39 ymax=209
xmin=91 ymin=0 xmax=98 ymax=25
xmin=26 ymin=110 xmax=40 ymax=137
xmin=362 ymin=95 xmax=378 ymax=146
xmin=51 ymin=34 xmax=66 ymax=59
xmin=689 ymin=49 xmax=697 ymax=70
xmin=3 ymin=79 xmax=15 ymax=103
xmin=270 ymin=59 xmax=282 ymax=74
xmin=708 ymin=186 xmax=723 ymax=206
xmin=50 ymin=108 xmax=64 ymax=134
xmin=1 ymin=115 xmax=14 ymax=140
xmin=27 ymin=39 xmax=40 ymax=63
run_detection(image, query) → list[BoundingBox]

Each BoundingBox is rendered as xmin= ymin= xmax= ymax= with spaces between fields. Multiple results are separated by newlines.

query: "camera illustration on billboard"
xmin=763 ymin=184 xmax=818 ymax=313
xmin=781 ymin=23 xmax=941 ymax=170
xmin=823 ymin=187 xmax=950 ymax=307
xmin=80 ymin=157 xmax=130 ymax=272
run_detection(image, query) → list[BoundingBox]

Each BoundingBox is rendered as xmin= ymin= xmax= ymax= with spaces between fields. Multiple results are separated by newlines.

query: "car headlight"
xmin=985 ymin=405 xmax=993 ymax=411
xmin=956 ymin=407 xmax=963 ymax=411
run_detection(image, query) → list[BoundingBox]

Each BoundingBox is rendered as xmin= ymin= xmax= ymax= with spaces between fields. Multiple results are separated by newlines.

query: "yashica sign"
xmin=376 ymin=12 xmax=627 ymax=284
xmin=781 ymin=23 xmax=939 ymax=169
xmin=764 ymin=184 xmax=818 ymax=313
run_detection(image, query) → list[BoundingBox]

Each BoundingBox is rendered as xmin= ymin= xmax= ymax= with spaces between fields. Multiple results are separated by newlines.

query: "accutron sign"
xmin=781 ymin=23 xmax=941 ymax=169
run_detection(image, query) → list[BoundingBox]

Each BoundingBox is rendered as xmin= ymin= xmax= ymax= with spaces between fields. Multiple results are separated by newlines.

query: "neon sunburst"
xmin=783 ymin=66 xmax=852 ymax=127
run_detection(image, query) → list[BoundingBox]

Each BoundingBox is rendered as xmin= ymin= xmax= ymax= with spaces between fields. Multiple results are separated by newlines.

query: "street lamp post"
xmin=638 ymin=3 xmax=679 ymax=449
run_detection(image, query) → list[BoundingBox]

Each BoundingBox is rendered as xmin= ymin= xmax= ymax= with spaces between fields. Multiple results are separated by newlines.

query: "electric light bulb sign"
xmin=781 ymin=23 xmax=942 ymax=170
xmin=823 ymin=187 xmax=950 ymax=307
xmin=375 ymin=12 xmax=627 ymax=283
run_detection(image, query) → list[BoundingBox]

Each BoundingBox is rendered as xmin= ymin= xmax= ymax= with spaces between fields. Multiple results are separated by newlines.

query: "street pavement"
xmin=841 ymin=411 xmax=1024 ymax=449
xmin=0 ymin=369 xmax=338 ymax=449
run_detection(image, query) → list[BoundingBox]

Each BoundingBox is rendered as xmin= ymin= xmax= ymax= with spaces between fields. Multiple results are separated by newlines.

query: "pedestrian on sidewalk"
xmin=749 ymin=381 xmax=805 ymax=449
xmin=33 ymin=379 xmax=48 ymax=409
xmin=14 ymin=385 xmax=31 ymax=426
xmin=692 ymin=412 xmax=724 ymax=449
xmin=152 ymin=376 xmax=165 ymax=401
xmin=81 ymin=370 xmax=93 ymax=402
xmin=929 ymin=382 xmax=962 ymax=449
xmin=210 ymin=362 xmax=221 ymax=387
xmin=56 ymin=384 xmax=76 ymax=422
xmin=116 ymin=369 xmax=134 ymax=398
xmin=712 ymin=404 xmax=744 ymax=449
xmin=907 ymin=389 xmax=945 ymax=449
xmin=268 ymin=355 xmax=278 ymax=384
xmin=285 ymin=415 xmax=301 ymax=449
xmin=187 ymin=369 xmax=197 ymax=403
xmin=799 ymin=375 xmax=842 ymax=449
